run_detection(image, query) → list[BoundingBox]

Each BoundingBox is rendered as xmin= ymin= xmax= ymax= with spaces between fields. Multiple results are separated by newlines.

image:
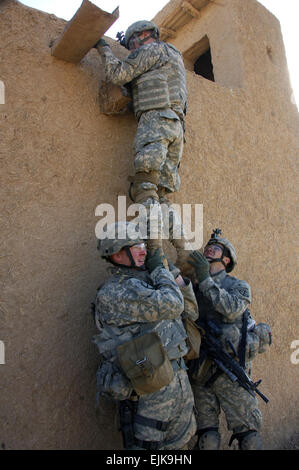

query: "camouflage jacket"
xmin=193 ymin=269 xmax=257 ymax=363
xmin=93 ymin=265 xmax=191 ymax=360
xmin=99 ymin=41 xmax=187 ymax=120
xmin=93 ymin=265 xmax=197 ymax=400
xmin=194 ymin=269 xmax=251 ymax=327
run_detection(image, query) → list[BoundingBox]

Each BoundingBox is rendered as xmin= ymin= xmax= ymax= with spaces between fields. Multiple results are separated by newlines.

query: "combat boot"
xmin=129 ymin=171 xmax=160 ymax=203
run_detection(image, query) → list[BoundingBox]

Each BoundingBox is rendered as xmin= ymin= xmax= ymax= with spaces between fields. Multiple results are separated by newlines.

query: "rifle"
xmin=116 ymin=31 xmax=126 ymax=48
xmin=194 ymin=318 xmax=269 ymax=403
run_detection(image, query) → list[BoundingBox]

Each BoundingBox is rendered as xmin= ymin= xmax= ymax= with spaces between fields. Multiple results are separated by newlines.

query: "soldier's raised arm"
xmin=95 ymin=40 xmax=164 ymax=86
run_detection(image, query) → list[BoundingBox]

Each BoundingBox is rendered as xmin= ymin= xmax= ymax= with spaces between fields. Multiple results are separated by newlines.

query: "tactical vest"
xmin=94 ymin=268 xmax=188 ymax=361
xmin=193 ymin=283 xmax=270 ymax=364
xmin=94 ymin=317 xmax=188 ymax=362
xmin=131 ymin=42 xmax=187 ymax=119
xmin=93 ymin=273 xmax=188 ymax=398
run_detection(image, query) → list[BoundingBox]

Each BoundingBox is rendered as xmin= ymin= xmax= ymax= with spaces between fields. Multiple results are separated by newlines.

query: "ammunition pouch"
xmin=96 ymin=361 xmax=133 ymax=401
xmin=117 ymin=331 xmax=174 ymax=395
xmin=183 ymin=317 xmax=202 ymax=361
xmin=255 ymin=323 xmax=272 ymax=353
xmin=219 ymin=319 xmax=272 ymax=363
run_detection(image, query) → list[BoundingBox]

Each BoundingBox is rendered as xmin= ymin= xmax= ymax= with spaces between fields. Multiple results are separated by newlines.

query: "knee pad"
xmin=230 ymin=430 xmax=262 ymax=450
xmin=195 ymin=427 xmax=221 ymax=450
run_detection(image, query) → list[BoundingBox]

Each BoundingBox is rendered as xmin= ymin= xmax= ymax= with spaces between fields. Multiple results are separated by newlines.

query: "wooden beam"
xmin=51 ymin=0 xmax=119 ymax=63
xmin=182 ymin=1 xmax=201 ymax=18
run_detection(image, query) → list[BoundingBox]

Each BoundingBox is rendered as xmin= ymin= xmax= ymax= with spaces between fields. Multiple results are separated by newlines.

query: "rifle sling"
xmin=238 ymin=309 xmax=249 ymax=368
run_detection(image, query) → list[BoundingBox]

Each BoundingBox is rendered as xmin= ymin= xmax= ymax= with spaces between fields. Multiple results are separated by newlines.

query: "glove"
xmin=187 ymin=250 xmax=210 ymax=283
xmin=93 ymin=38 xmax=110 ymax=49
xmin=168 ymin=260 xmax=181 ymax=279
xmin=146 ymin=248 xmax=167 ymax=273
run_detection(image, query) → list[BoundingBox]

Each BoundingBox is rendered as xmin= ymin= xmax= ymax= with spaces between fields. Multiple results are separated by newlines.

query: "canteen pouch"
xmin=183 ymin=317 xmax=202 ymax=361
xmin=117 ymin=331 xmax=174 ymax=396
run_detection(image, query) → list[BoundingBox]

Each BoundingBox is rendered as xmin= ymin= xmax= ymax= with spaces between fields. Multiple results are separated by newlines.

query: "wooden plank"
xmin=51 ymin=0 xmax=119 ymax=63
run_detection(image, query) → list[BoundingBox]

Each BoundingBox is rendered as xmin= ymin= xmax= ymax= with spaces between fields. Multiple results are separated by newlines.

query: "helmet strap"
xmin=206 ymin=244 xmax=229 ymax=270
xmin=124 ymin=246 xmax=136 ymax=268
xmin=106 ymin=255 xmax=146 ymax=271
xmin=207 ymin=257 xmax=227 ymax=270
xmin=104 ymin=246 xmax=146 ymax=270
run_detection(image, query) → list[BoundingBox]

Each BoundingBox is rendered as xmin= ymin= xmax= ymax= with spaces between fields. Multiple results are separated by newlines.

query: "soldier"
xmin=187 ymin=229 xmax=272 ymax=450
xmin=94 ymin=21 xmax=189 ymax=267
xmin=92 ymin=221 xmax=197 ymax=450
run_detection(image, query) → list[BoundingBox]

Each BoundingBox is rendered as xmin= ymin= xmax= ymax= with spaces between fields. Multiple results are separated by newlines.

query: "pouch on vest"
xmin=183 ymin=317 xmax=202 ymax=361
xmin=219 ymin=324 xmax=260 ymax=362
xmin=96 ymin=361 xmax=133 ymax=401
xmin=117 ymin=331 xmax=174 ymax=396
xmin=255 ymin=323 xmax=272 ymax=353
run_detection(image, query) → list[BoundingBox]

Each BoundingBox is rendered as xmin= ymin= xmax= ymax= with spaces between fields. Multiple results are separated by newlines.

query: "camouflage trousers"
xmin=134 ymin=368 xmax=196 ymax=450
xmin=192 ymin=373 xmax=262 ymax=434
xmin=133 ymin=109 xmax=184 ymax=193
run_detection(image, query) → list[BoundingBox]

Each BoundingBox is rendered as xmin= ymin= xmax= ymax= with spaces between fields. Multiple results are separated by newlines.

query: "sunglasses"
xmin=131 ymin=242 xmax=147 ymax=251
xmin=204 ymin=244 xmax=223 ymax=252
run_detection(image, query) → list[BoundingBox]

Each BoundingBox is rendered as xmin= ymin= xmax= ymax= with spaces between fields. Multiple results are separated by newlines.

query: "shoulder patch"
xmin=237 ymin=287 xmax=250 ymax=297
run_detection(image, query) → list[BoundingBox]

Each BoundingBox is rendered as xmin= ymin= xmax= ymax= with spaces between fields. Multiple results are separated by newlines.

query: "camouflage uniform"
xmin=100 ymin=41 xmax=187 ymax=193
xmin=93 ymin=265 xmax=197 ymax=450
xmin=191 ymin=270 xmax=263 ymax=448
xmin=98 ymin=38 xmax=188 ymax=264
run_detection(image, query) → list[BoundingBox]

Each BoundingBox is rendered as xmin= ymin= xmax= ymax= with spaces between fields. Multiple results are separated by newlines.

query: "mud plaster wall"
xmin=0 ymin=0 xmax=298 ymax=450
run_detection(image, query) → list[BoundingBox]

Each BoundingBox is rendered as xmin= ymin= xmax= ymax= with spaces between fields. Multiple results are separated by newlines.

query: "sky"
xmin=19 ymin=0 xmax=299 ymax=108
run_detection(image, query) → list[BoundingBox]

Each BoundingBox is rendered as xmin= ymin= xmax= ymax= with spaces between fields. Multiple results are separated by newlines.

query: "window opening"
xmin=194 ymin=47 xmax=214 ymax=82
xmin=183 ymin=35 xmax=215 ymax=82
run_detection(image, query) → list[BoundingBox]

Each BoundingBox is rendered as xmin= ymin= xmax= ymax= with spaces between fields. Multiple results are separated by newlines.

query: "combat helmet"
xmin=97 ymin=221 xmax=143 ymax=259
xmin=205 ymin=228 xmax=237 ymax=273
xmin=124 ymin=20 xmax=160 ymax=49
